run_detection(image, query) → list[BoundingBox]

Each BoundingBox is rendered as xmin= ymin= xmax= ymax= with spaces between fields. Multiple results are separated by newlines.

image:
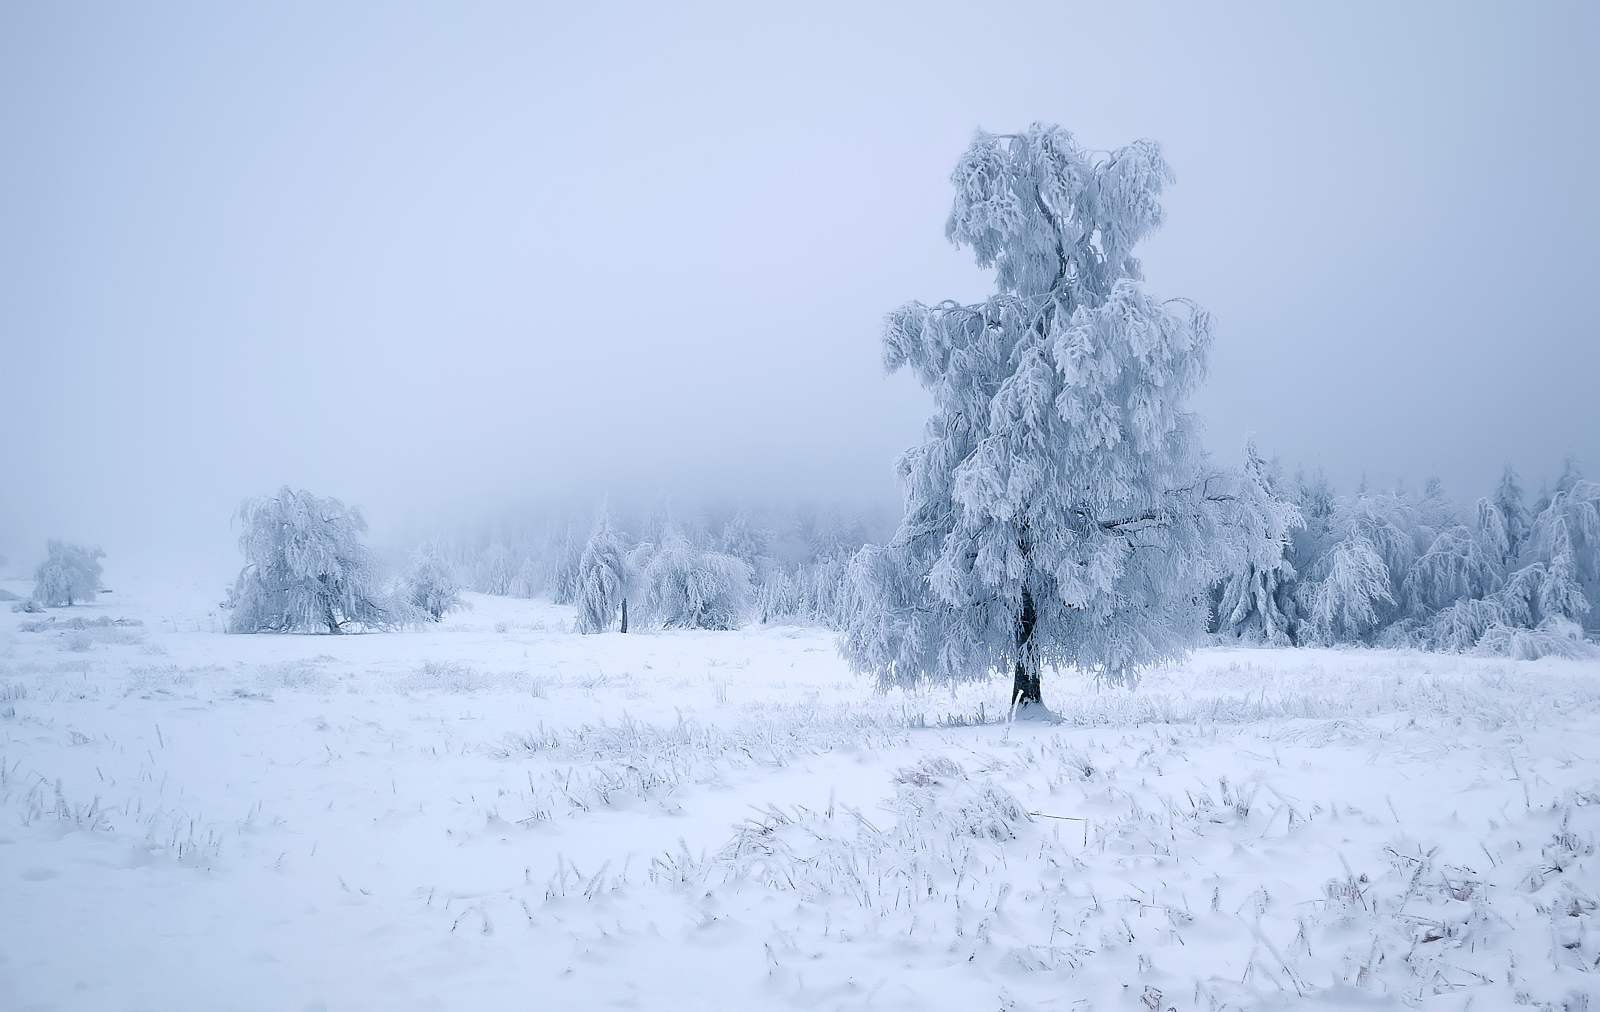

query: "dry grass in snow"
xmin=2 ymin=577 xmax=1599 ymax=1011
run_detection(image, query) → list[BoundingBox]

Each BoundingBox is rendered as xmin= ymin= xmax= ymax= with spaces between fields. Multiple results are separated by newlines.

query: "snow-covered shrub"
xmin=32 ymin=540 xmax=104 ymax=607
xmin=1414 ymin=596 xmax=1508 ymax=652
xmin=401 ymin=545 xmax=463 ymax=622
xmin=634 ymin=529 xmax=751 ymax=630
xmin=225 ymin=487 xmax=394 ymax=634
xmin=1475 ymin=617 xmax=1598 ymax=660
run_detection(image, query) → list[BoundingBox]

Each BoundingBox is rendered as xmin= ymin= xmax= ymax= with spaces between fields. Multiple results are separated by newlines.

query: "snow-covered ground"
xmin=3 ymin=572 xmax=1599 ymax=1011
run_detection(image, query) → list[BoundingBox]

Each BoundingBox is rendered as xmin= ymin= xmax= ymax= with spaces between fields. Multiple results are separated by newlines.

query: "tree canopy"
xmin=843 ymin=124 xmax=1289 ymax=703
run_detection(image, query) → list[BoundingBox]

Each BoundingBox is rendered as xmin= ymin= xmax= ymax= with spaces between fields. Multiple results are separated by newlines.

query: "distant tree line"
xmin=424 ymin=499 xmax=893 ymax=634
xmin=424 ymin=453 xmax=1599 ymax=666
xmin=1211 ymin=452 xmax=1598 ymax=659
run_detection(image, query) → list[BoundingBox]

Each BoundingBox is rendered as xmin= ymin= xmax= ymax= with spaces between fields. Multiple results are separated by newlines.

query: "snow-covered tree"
xmin=32 ymin=540 xmax=104 ymax=607
xmin=1302 ymin=535 xmax=1394 ymax=644
xmin=842 ymin=124 xmax=1287 ymax=704
xmin=550 ymin=523 xmax=583 ymax=605
xmin=575 ymin=506 xmax=630 ymax=634
xmin=1297 ymin=489 xmax=1436 ymax=644
xmin=719 ymin=508 xmax=772 ymax=570
xmin=1487 ymin=466 xmax=1531 ymax=565
xmin=402 ymin=543 xmax=463 ymax=622
xmin=1520 ymin=478 xmax=1599 ymax=630
xmin=476 ymin=541 xmax=514 ymax=596
xmin=226 ymin=487 xmax=393 ymax=634
xmin=1399 ymin=523 xmax=1502 ymax=620
xmin=635 ymin=527 xmax=752 ymax=630
xmin=1213 ymin=442 xmax=1304 ymax=645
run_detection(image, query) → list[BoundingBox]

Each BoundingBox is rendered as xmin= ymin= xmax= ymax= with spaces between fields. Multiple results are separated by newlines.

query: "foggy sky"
xmin=3 ymin=1 xmax=1596 ymax=565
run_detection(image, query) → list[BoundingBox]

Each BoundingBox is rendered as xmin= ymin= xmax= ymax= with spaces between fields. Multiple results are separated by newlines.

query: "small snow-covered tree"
xmin=402 ymin=543 xmax=463 ymax=622
xmin=1303 ymin=535 xmax=1394 ymax=643
xmin=226 ymin=487 xmax=392 ymax=634
xmin=1297 ymin=488 xmax=1439 ymax=644
xmin=1487 ymin=466 xmax=1531 ymax=565
xmin=575 ymin=506 xmax=630 ymax=634
xmin=720 ymin=508 xmax=772 ymax=571
xmin=842 ymin=124 xmax=1286 ymax=704
xmin=32 ymin=540 xmax=104 ymax=607
xmin=550 ymin=523 xmax=583 ymax=605
xmin=1522 ymin=478 xmax=1599 ymax=630
xmin=635 ymin=528 xmax=752 ymax=630
xmin=1399 ymin=524 xmax=1502 ymax=619
xmin=1213 ymin=443 xmax=1304 ymax=645
xmin=476 ymin=541 xmax=514 ymax=596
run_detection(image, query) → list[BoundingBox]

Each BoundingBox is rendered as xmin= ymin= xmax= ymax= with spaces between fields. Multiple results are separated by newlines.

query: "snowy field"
xmin=3 ymin=573 xmax=1599 ymax=1012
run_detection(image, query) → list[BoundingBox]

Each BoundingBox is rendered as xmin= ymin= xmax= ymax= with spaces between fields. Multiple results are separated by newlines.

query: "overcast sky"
xmin=2 ymin=1 xmax=1596 ymax=564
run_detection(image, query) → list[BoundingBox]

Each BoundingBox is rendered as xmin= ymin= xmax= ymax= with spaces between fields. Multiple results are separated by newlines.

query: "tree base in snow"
xmin=1010 ymin=701 xmax=1061 ymax=723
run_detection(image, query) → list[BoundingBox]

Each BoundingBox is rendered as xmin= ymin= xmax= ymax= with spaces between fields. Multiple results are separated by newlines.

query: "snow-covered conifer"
xmin=1298 ymin=490 xmax=1434 ymax=643
xmin=756 ymin=569 xmax=803 ymax=625
xmin=575 ymin=506 xmax=630 ymax=634
xmin=32 ymin=540 xmax=105 ymax=607
xmin=550 ymin=524 xmax=583 ymax=605
xmin=1524 ymin=479 xmax=1599 ymax=630
xmin=1490 ymin=466 xmax=1530 ymax=564
xmin=226 ymin=487 xmax=393 ymax=634
xmin=1399 ymin=524 xmax=1502 ymax=619
xmin=1213 ymin=442 xmax=1304 ymax=645
xmin=843 ymin=124 xmax=1287 ymax=703
xmin=720 ymin=508 xmax=772 ymax=570
xmin=476 ymin=542 xmax=514 ymax=597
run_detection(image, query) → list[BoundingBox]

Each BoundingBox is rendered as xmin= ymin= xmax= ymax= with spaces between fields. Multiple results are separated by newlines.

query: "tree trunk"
xmin=1011 ymin=587 xmax=1042 ymax=706
xmin=620 ymin=597 xmax=628 ymax=634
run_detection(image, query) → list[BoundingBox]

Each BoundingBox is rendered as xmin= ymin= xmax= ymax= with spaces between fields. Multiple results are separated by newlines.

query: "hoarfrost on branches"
xmin=225 ymin=487 xmax=395 ymax=634
xmin=842 ymin=124 xmax=1289 ymax=704
xmin=575 ymin=505 xmax=630 ymax=634
xmin=1213 ymin=443 xmax=1304 ymax=646
xmin=634 ymin=527 xmax=752 ymax=631
xmin=32 ymin=540 xmax=105 ymax=607
xmin=401 ymin=544 xmax=463 ymax=622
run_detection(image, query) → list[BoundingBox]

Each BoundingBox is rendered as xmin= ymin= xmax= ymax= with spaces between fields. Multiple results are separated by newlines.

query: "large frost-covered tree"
xmin=226 ymin=487 xmax=393 ymax=634
xmin=843 ymin=124 xmax=1286 ymax=704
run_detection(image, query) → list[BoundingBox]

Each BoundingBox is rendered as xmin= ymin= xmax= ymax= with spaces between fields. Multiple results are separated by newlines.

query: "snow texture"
xmin=4 ymin=570 xmax=1600 ymax=1011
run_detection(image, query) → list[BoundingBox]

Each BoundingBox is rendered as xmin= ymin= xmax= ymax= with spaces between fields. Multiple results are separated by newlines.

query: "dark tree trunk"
xmin=620 ymin=597 xmax=628 ymax=634
xmin=1011 ymin=587 xmax=1042 ymax=706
